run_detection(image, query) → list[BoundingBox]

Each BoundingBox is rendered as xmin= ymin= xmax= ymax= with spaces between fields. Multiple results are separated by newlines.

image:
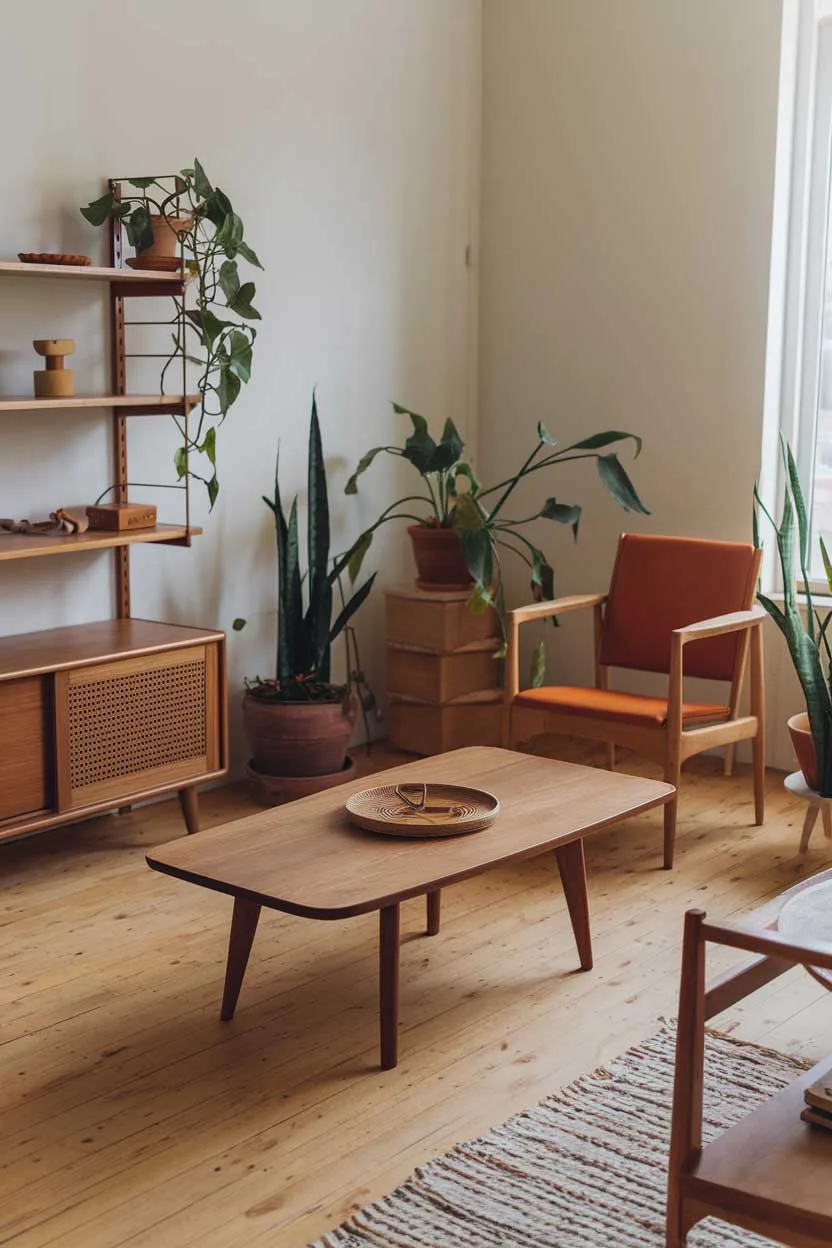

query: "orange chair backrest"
xmin=599 ymin=533 xmax=758 ymax=681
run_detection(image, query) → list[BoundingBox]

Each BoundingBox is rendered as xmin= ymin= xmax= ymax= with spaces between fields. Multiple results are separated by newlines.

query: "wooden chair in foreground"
xmin=666 ymin=907 xmax=832 ymax=1246
xmin=503 ymin=534 xmax=765 ymax=868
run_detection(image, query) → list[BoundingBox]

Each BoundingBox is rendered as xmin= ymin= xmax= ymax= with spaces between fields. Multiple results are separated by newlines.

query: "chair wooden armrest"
xmin=674 ymin=605 xmax=765 ymax=645
xmin=508 ymin=593 xmax=607 ymax=626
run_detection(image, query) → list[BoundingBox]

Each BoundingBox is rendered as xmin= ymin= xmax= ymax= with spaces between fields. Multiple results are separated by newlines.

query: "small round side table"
xmin=777 ymin=871 xmax=832 ymax=991
xmin=784 ymin=771 xmax=832 ymax=853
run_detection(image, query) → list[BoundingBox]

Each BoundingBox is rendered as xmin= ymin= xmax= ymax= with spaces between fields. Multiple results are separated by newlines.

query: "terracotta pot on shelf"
xmin=408 ymin=524 xmax=473 ymax=591
xmin=788 ymin=711 xmax=818 ymax=790
xmin=242 ymin=691 xmax=357 ymax=782
xmin=129 ymin=214 xmax=192 ymax=271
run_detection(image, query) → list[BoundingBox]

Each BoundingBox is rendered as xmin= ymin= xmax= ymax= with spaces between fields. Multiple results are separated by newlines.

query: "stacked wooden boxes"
xmin=385 ymin=586 xmax=503 ymax=755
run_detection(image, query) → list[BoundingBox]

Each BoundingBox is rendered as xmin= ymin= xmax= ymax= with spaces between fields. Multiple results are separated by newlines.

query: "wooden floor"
xmin=2 ymin=740 xmax=831 ymax=1248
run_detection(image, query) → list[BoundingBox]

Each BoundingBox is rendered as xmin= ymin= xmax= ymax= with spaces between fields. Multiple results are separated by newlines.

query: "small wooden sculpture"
xmin=33 ymin=338 xmax=75 ymax=398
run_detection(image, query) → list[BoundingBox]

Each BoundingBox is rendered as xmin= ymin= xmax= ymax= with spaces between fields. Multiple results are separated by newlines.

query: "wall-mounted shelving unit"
xmin=0 ymin=190 xmax=227 ymax=844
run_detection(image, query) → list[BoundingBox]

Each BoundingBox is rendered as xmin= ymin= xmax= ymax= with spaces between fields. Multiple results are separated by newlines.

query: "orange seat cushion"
xmin=513 ymin=685 xmax=729 ymax=728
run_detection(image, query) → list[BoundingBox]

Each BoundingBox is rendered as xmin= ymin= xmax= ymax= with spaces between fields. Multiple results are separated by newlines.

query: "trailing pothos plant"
xmin=235 ymin=395 xmax=378 ymax=740
xmin=345 ymin=403 xmax=648 ymax=677
xmin=754 ymin=438 xmax=832 ymax=796
xmin=81 ymin=160 xmax=262 ymax=508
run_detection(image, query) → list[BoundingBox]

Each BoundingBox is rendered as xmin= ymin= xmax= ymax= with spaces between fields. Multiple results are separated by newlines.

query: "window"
xmin=777 ymin=1 xmax=832 ymax=587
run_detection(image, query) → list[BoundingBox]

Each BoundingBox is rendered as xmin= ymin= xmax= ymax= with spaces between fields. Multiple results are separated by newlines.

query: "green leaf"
xmin=219 ymin=259 xmax=240 ymax=303
xmin=346 ymin=531 xmax=373 ymax=582
xmin=821 ymin=536 xmax=832 ymax=595
xmin=173 ymin=446 xmax=187 ymax=479
xmin=454 ymin=461 xmax=481 ymax=495
xmin=530 ymin=547 xmax=555 ymax=601
xmin=199 ymin=425 xmax=217 ymax=466
xmin=126 ymin=176 xmax=155 ymax=189
xmin=199 ymin=308 xmax=230 ymax=348
xmin=345 ymin=446 xmax=388 ymax=494
xmin=540 ymin=497 xmax=581 ymax=537
xmin=440 ymin=418 xmax=464 ymax=463
xmin=530 ymin=639 xmax=546 ymax=688
xmin=392 ymin=402 xmax=429 ymax=436
xmin=228 ymin=330 xmax=253 ymax=382
xmin=126 ymin=205 xmax=153 ymax=252
xmin=564 ymin=430 xmax=643 ymax=457
xmin=216 ymin=364 xmax=241 ymax=416
xmin=537 ymin=421 xmax=557 ymax=446
xmin=459 ymin=527 xmax=493 ymax=588
xmin=596 ymin=454 xmax=650 ymax=514
xmin=207 ymin=474 xmax=219 ymax=510
xmin=402 ymin=415 xmax=438 ymax=474
xmin=453 ymin=493 xmax=485 ymax=533
xmin=306 ymin=393 xmax=332 ymax=681
xmin=203 ymin=186 xmax=232 ymax=229
xmin=232 ymin=617 xmax=246 ymax=631
xmin=228 ymin=280 xmax=261 ymax=320
xmin=467 ymin=583 xmax=494 ymax=615
xmin=80 ymin=191 xmax=116 ymax=226
xmin=192 ymin=158 xmax=213 ymax=201
xmin=236 ymin=239 xmax=264 ymax=269
xmin=329 ymin=572 xmax=377 ymax=645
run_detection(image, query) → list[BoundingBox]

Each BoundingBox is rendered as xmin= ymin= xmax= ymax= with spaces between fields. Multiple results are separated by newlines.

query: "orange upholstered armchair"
xmin=503 ymin=534 xmax=765 ymax=869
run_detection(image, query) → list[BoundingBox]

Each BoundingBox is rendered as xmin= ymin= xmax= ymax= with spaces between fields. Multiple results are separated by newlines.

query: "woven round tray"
xmin=777 ymin=879 xmax=832 ymax=991
xmin=345 ymin=782 xmax=499 ymax=838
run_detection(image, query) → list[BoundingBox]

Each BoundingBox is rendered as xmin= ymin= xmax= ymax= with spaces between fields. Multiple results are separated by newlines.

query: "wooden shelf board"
xmin=0 ymin=394 xmax=199 ymax=414
xmin=0 ymin=259 xmax=188 ymax=288
xmin=0 ymin=617 xmax=223 ymax=682
xmin=0 ymin=523 xmax=202 ymax=563
xmin=687 ymin=1059 xmax=832 ymax=1228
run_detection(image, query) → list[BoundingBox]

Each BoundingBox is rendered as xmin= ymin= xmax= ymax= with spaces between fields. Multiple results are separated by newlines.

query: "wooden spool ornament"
xmin=33 ymin=338 xmax=75 ymax=398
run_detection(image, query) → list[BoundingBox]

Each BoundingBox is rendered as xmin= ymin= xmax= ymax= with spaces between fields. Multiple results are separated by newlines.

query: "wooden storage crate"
xmin=386 ymin=641 xmax=499 ymax=704
xmin=387 ymin=691 xmax=503 ymax=756
xmin=385 ymin=586 xmax=498 ymax=652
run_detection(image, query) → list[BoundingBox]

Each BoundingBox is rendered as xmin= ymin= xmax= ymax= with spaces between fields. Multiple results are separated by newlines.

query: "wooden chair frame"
xmin=503 ymin=549 xmax=765 ymax=868
xmin=667 ymin=907 xmax=832 ymax=1246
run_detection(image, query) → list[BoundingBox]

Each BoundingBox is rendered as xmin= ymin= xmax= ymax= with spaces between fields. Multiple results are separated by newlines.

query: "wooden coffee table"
xmin=146 ymin=747 xmax=673 ymax=1069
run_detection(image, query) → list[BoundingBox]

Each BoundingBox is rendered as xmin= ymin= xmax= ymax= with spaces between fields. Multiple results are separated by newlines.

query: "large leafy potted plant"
xmin=346 ymin=403 xmax=648 ymax=619
xmin=239 ymin=395 xmax=376 ymax=806
xmin=754 ymin=439 xmax=832 ymax=795
xmin=80 ymin=160 xmax=261 ymax=508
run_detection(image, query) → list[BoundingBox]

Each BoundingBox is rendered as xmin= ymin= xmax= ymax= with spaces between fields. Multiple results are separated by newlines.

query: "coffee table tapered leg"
xmin=426 ymin=889 xmax=441 ymax=936
xmin=379 ymin=903 xmax=401 ymax=1070
xmin=220 ymin=897 xmax=261 ymax=1021
xmin=555 ymin=839 xmax=593 ymax=971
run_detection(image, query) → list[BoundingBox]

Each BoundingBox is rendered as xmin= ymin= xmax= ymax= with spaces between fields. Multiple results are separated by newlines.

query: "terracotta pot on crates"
xmin=128 ymin=214 xmax=192 ymax=271
xmin=788 ymin=711 xmax=818 ymax=790
xmin=408 ymin=524 xmax=473 ymax=590
xmin=242 ymin=692 xmax=358 ymax=806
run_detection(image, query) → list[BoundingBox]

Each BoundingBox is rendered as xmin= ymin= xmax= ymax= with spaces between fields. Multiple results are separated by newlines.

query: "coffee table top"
xmin=147 ymin=747 xmax=674 ymax=918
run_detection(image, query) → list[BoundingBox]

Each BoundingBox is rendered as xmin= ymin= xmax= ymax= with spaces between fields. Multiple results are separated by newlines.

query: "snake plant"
xmin=239 ymin=395 xmax=377 ymax=713
xmin=754 ymin=438 xmax=832 ymax=796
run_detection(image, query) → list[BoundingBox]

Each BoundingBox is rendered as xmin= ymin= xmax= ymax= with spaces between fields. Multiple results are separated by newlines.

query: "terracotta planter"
xmin=130 ymin=214 xmax=192 ymax=270
xmin=245 ymin=754 xmax=357 ymax=806
xmin=408 ymin=524 xmax=473 ymax=590
xmin=788 ymin=711 xmax=818 ymax=790
xmin=242 ymin=691 xmax=357 ymax=778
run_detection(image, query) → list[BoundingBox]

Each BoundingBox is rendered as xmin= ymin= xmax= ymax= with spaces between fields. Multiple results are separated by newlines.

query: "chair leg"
xmin=663 ymin=757 xmax=681 ymax=870
xmin=752 ymin=730 xmax=765 ymax=827
xmin=607 ymin=743 xmax=616 ymax=771
xmin=723 ymin=744 xmax=735 ymax=777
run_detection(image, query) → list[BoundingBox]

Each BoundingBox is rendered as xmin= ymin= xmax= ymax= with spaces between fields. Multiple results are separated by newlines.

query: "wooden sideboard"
xmin=0 ymin=618 xmax=226 ymax=842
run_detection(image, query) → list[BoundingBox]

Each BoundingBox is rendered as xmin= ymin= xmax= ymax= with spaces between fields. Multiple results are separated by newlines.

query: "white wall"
xmin=0 ymin=0 xmax=481 ymax=770
xmin=479 ymin=0 xmax=793 ymax=762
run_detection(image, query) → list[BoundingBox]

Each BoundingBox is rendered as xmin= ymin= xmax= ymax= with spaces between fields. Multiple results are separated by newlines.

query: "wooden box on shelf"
xmin=385 ymin=586 xmax=503 ymax=755
xmin=86 ymin=502 xmax=158 ymax=531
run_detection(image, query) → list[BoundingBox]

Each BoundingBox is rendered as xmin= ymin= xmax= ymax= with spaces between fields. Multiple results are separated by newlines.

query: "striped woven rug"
xmin=313 ymin=1026 xmax=809 ymax=1247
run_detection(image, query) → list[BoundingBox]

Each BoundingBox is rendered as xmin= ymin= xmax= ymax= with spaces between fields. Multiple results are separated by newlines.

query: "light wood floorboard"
xmin=1 ymin=739 xmax=830 ymax=1247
